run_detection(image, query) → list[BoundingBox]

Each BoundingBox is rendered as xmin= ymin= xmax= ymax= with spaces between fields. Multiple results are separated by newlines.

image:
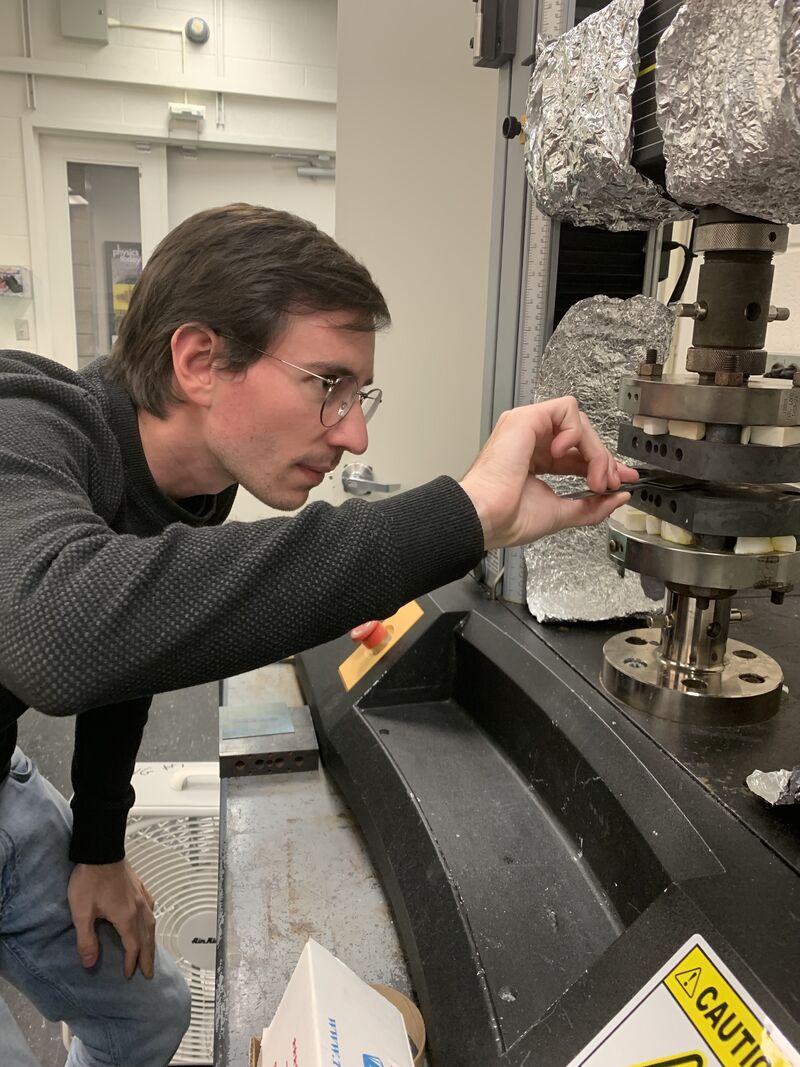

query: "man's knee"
xmin=67 ymin=956 xmax=191 ymax=1067
xmin=148 ymin=951 xmax=192 ymax=1057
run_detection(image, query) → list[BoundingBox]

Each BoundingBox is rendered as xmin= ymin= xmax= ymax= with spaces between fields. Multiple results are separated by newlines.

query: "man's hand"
xmin=460 ymin=396 xmax=639 ymax=550
xmin=68 ymin=860 xmax=156 ymax=979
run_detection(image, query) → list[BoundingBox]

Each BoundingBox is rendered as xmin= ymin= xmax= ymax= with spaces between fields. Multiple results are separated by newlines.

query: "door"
xmin=40 ymin=136 xmax=167 ymax=369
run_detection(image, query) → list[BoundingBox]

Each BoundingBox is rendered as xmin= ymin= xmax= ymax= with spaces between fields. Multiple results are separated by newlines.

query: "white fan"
xmin=126 ymin=763 xmax=220 ymax=1065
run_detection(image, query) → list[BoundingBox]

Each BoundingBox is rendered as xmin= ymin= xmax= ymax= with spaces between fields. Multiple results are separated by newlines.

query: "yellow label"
xmin=338 ymin=601 xmax=424 ymax=691
xmin=664 ymin=945 xmax=796 ymax=1067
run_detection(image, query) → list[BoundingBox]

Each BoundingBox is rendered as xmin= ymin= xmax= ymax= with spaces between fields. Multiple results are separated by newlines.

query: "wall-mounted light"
xmin=185 ymin=17 xmax=210 ymax=44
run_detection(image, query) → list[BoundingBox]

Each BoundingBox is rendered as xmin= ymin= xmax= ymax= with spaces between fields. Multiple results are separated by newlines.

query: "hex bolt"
xmin=639 ymin=350 xmax=664 ymax=377
xmin=729 ymin=608 xmax=754 ymax=622
xmin=768 ymin=305 xmax=791 ymax=322
xmin=645 ymin=613 xmax=673 ymax=629
xmin=769 ymin=584 xmax=793 ymax=606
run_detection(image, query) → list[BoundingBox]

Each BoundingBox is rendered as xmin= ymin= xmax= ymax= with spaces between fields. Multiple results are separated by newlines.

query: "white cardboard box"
xmin=257 ymin=939 xmax=414 ymax=1067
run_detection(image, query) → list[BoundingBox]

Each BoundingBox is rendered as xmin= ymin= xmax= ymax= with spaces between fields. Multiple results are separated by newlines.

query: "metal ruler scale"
xmin=501 ymin=0 xmax=574 ymax=603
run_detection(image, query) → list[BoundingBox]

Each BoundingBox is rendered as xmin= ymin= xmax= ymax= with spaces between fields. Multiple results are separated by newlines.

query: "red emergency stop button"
xmin=351 ymin=620 xmax=392 ymax=652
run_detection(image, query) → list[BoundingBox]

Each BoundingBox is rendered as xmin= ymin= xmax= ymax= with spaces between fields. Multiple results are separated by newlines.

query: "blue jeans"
xmin=0 ymin=749 xmax=191 ymax=1067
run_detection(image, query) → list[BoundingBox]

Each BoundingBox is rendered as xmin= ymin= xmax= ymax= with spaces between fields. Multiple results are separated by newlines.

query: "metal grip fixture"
xmin=658 ymin=588 xmax=732 ymax=675
xmin=603 ymin=206 xmax=798 ymax=725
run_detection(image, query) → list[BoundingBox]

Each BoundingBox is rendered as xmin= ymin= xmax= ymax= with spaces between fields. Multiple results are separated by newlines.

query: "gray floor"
xmin=0 ymin=683 xmax=221 ymax=1067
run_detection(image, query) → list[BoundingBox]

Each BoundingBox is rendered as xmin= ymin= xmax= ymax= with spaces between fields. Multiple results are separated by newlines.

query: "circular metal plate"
xmin=602 ymin=628 xmax=782 ymax=725
xmin=686 ymin=347 xmax=767 ymax=375
xmin=618 ymin=376 xmax=800 ymax=426
xmin=607 ymin=519 xmax=800 ymax=589
xmin=694 ymin=221 xmax=789 ymax=254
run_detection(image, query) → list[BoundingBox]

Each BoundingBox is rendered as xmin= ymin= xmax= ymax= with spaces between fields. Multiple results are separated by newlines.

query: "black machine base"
xmin=296 ymin=578 xmax=800 ymax=1066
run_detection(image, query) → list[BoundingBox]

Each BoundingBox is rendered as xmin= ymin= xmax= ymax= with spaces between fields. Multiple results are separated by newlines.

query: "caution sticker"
xmin=567 ymin=935 xmax=800 ymax=1067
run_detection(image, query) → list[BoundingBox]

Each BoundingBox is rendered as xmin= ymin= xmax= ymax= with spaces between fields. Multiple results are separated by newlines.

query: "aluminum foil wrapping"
xmin=525 ymin=295 xmax=675 ymax=622
xmin=746 ymin=766 xmax=800 ymax=806
xmin=657 ymin=0 xmax=800 ymax=223
xmin=524 ymin=0 xmax=689 ymax=231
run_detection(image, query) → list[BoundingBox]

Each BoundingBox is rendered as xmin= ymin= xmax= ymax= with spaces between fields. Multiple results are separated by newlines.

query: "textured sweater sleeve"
xmin=0 ymin=399 xmax=484 ymax=718
xmin=70 ymin=698 xmax=151 ymax=863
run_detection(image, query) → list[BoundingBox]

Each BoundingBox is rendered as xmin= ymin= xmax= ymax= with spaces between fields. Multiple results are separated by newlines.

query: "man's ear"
xmin=170 ymin=324 xmax=222 ymax=407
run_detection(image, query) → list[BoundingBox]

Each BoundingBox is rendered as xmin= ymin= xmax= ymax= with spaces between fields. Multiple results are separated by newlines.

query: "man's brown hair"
xmin=110 ymin=203 xmax=390 ymax=416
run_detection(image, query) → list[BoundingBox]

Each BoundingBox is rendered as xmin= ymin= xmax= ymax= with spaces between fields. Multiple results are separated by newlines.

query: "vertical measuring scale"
xmin=497 ymin=0 xmax=574 ymax=603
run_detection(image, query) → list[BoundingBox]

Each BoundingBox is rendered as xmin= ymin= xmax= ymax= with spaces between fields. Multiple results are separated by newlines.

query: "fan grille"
xmin=126 ymin=814 xmax=219 ymax=1065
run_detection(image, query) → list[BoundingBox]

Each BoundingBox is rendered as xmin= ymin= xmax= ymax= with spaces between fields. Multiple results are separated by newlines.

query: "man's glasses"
xmin=216 ymin=333 xmax=382 ymax=428
xmin=267 ymin=353 xmax=383 ymax=428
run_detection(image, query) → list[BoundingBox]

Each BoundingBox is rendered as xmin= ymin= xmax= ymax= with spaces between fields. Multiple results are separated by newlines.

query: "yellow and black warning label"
xmin=567 ymin=936 xmax=800 ymax=1067
xmin=664 ymin=945 xmax=795 ymax=1067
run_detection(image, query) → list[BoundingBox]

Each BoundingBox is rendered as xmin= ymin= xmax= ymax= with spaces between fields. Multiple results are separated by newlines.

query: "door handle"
xmin=342 ymin=462 xmax=401 ymax=496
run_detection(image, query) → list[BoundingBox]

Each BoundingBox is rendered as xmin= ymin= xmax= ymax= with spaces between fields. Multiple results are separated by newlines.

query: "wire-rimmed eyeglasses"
xmin=216 ymin=332 xmax=382 ymax=428
xmin=267 ymin=353 xmax=382 ymax=428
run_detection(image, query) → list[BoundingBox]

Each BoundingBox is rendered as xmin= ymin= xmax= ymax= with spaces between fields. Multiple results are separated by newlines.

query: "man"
xmin=0 ymin=203 xmax=635 ymax=1066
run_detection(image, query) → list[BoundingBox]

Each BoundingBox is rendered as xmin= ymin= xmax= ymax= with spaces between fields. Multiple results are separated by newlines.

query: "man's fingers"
xmin=547 ymin=450 xmax=590 ymax=477
xmin=617 ymin=460 xmax=640 ymax=484
xmin=607 ymin=452 xmax=620 ymax=490
xmin=576 ymin=412 xmax=614 ymax=491
xmin=547 ymin=398 xmax=584 ymax=460
xmin=139 ymin=922 xmax=156 ymax=980
xmin=121 ymin=929 xmax=139 ymax=980
xmin=74 ymin=913 xmax=99 ymax=969
xmin=557 ymin=491 xmax=631 ymax=530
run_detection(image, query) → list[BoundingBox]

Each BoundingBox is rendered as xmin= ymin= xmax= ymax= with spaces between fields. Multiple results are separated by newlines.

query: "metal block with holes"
xmin=618 ymin=422 xmax=800 ymax=483
xmin=625 ymin=480 xmax=800 ymax=540
xmin=218 ymin=702 xmax=318 ymax=778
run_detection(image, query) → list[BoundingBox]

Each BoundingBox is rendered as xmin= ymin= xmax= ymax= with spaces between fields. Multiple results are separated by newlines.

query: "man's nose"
xmin=327 ymin=400 xmax=369 ymax=455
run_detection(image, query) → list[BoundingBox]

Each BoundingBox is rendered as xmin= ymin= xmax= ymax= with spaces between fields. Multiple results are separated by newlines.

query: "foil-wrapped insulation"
xmin=523 ymin=0 xmax=689 ymax=231
xmin=525 ymin=295 xmax=675 ymax=622
xmin=657 ymin=0 xmax=800 ymax=223
xmin=746 ymin=766 xmax=800 ymax=806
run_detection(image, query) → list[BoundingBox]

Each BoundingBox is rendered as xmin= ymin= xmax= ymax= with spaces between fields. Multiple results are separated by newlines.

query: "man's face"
xmin=204 ymin=310 xmax=376 ymax=510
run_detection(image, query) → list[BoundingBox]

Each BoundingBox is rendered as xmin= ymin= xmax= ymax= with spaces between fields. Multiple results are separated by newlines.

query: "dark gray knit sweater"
xmin=0 ymin=351 xmax=484 ymax=863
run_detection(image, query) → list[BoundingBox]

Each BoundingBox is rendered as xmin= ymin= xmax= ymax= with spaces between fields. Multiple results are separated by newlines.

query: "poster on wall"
xmin=106 ymin=241 xmax=142 ymax=347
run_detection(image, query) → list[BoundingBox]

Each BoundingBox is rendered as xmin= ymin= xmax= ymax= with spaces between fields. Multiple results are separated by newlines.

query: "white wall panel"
xmin=0 ymin=0 xmax=337 ymax=351
xmin=334 ymin=0 xmax=499 ymax=491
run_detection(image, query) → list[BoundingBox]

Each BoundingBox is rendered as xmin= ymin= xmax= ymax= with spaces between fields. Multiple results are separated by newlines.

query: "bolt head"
xmin=638 ymin=362 xmax=664 ymax=378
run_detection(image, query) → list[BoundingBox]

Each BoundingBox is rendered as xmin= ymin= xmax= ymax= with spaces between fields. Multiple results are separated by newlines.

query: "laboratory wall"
xmin=334 ymin=0 xmax=500 ymax=490
xmin=0 ymin=0 xmax=337 ymax=352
